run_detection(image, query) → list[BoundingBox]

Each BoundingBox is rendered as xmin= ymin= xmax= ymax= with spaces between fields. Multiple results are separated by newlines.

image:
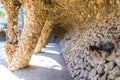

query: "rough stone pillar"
xmin=1 ymin=0 xmax=21 ymax=65
xmin=34 ymin=20 xmax=54 ymax=53
xmin=8 ymin=4 xmax=45 ymax=71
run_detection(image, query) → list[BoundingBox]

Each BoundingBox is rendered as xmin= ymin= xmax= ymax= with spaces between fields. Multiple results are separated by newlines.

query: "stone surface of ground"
xmin=0 ymin=42 xmax=72 ymax=80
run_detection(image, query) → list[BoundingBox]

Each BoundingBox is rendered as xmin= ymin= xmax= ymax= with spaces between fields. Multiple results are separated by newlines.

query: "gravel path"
xmin=0 ymin=42 xmax=72 ymax=80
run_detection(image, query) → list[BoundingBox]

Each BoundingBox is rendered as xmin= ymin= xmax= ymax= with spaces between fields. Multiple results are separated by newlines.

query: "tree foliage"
xmin=0 ymin=8 xmax=7 ymax=18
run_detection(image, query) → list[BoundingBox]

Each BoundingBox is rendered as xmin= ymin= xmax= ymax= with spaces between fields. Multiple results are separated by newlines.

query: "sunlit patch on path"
xmin=0 ymin=42 xmax=72 ymax=80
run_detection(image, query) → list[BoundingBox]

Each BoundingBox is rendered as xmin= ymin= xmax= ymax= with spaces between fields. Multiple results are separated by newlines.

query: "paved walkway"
xmin=0 ymin=42 xmax=72 ymax=80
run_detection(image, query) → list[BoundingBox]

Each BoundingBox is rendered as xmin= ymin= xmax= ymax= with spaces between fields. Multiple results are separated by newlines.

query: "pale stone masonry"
xmin=1 ymin=0 xmax=120 ymax=80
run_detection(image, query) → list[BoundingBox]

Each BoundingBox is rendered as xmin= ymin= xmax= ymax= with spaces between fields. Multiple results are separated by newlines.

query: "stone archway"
xmin=1 ymin=0 xmax=120 ymax=80
xmin=50 ymin=24 xmax=68 ymax=43
xmin=34 ymin=19 xmax=74 ymax=53
xmin=1 ymin=0 xmax=46 ymax=71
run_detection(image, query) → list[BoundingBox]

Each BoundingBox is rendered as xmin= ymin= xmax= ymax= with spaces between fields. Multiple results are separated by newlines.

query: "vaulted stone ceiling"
xmin=1 ymin=0 xmax=120 ymax=80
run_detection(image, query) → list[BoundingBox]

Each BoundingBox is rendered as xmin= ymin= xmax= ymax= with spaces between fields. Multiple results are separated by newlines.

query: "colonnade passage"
xmin=0 ymin=0 xmax=120 ymax=80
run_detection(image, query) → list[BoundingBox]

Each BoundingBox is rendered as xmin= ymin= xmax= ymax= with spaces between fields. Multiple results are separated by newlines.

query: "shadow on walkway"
xmin=0 ymin=42 xmax=72 ymax=80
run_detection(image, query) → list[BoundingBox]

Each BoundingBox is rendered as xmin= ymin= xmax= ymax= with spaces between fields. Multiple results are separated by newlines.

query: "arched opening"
xmin=50 ymin=24 xmax=67 ymax=43
xmin=46 ymin=21 xmax=76 ymax=51
xmin=34 ymin=19 xmax=76 ymax=53
xmin=18 ymin=6 xmax=26 ymax=36
xmin=0 ymin=0 xmax=119 ymax=80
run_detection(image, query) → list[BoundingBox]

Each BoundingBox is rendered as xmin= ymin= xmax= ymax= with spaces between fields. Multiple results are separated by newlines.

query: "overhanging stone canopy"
xmin=1 ymin=0 xmax=120 ymax=80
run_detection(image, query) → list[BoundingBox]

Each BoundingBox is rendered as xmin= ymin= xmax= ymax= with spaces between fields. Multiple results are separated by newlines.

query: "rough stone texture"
xmin=1 ymin=0 xmax=21 ymax=65
xmin=59 ymin=1 xmax=120 ymax=80
xmin=34 ymin=20 xmax=54 ymax=53
xmin=1 ymin=0 xmax=120 ymax=80
xmin=61 ymin=10 xmax=120 ymax=80
xmin=7 ymin=1 xmax=46 ymax=71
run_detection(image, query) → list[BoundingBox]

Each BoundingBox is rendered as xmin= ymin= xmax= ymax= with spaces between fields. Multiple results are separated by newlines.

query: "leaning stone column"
xmin=34 ymin=20 xmax=54 ymax=53
xmin=1 ymin=0 xmax=21 ymax=65
xmin=8 ymin=6 xmax=45 ymax=71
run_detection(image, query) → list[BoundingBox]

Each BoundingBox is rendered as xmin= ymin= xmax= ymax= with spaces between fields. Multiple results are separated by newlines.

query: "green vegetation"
xmin=0 ymin=4 xmax=7 ymax=29
xmin=0 ymin=4 xmax=25 ymax=29
xmin=0 ymin=8 xmax=7 ymax=18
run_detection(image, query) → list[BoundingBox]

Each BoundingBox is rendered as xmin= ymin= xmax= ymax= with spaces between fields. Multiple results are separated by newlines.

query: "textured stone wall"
xmin=2 ymin=1 xmax=120 ymax=79
xmin=58 ymin=1 xmax=120 ymax=80
xmin=61 ymin=9 xmax=120 ymax=80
